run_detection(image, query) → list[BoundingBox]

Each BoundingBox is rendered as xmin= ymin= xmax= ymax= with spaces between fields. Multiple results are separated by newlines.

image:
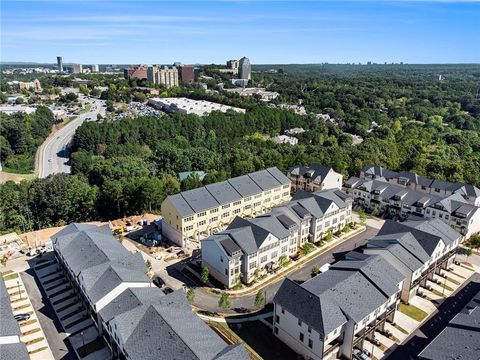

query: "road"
xmin=37 ymin=96 xmax=105 ymax=178
xmin=188 ymin=225 xmax=379 ymax=313
xmin=388 ymin=272 xmax=480 ymax=360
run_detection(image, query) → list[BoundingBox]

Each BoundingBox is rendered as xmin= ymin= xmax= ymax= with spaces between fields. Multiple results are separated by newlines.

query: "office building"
xmin=72 ymin=64 xmax=83 ymax=74
xmin=148 ymin=97 xmax=245 ymax=116
xmin=56 ymin=56 xmax=63 ymax=72
xmin=91 ymin=64 xmax=99 ymax=72
xmin=52 ymin=223 xmax=248 ymax=360
xmin=180 ymin=65 xmax=195 ymax=84
xmin=418 ymin=290 xmax=480 ymax=360
xmin=147 ymin=65 xmax=179 ymax=88
xmin=287 ymin=164 xmax=343 ymax=193
xmin=201 ymin=189 xmax=352 ymax=288
xmin=124 ymin=65 xmax=148 ymax=80
xmin=239 ymin=57 xmax=251 ymax=80
xmin=344 ymin=176 xmax=480 ymax=238
xmin=161 ymin=167 xmax=291 ymax=247
xmin=227 ymin=59 xmax=240 ymax=72
xmin=273 ymin=254 xmax=404 ymax=360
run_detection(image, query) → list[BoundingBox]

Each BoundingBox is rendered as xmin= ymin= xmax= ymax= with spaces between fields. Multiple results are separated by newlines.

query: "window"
xmin=308 ymin=339 xmax=313 ymax=349
xmin=222 ymin=204 xmax=230 ymax=209
xmin=249 ymin=261 xmax=257 ymax=270
xmin=299 ymin=333 xmax=304 ymax=342
xmin=198 ymin=212 xmax=206 ymax=217
xmin=298 ymin=319 xmax=302 ymax=326
xmin=183 ymin=225 xmax=193 ymax=231
xmin=210 ymin=208 xmax=218 ymax=214
xmin=244 ymin=205 xmax=251 ymax=210
xmin=222 ymin=212 xmax=230 ymax=219
xmin=220 ymin=256 xmax=223 ymax=263
xmin=245 ymin=197 xmax=252 ymax=202
xmin=185 ymin=216 xmax=194 ymax=222
xmin=233 ymin=200 xmax=241 ymax=206
xmin=209 ymin=216 xmax=218 ymax=223
xmin=271 ymin=252 xmax=278 ymax=259
xmin=260 ymin=255 xmax=267 ymax=263
xmin=198 ymin=220 xmax=206 ymax=226
xmin=233 ymin=209 xmax=241 ymax=214
xmin=254 ymin=202 xmax=262 ymax=208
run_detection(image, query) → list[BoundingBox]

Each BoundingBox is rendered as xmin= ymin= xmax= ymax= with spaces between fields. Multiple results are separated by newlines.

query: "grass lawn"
xmin=431 ymin=289 xmax=447 ymax=298
xmin=399 ymin=303 xmax=428 ymax=322
xmin=80 ymin=103 xmax=92 ymax=114
xmin=447 ymin=277 xmax=460 ymax=285
xmin=394 ymin=324 xmax=409 ymax=335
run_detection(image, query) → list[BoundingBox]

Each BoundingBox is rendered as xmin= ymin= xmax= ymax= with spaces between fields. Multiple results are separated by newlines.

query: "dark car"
xmin=152 ymin=276 xmax=164 ymax=288
xmin=14 ymin=314 xmax=30 ymax=322
xmin=162 ymin=287 xmax=174 ymax=295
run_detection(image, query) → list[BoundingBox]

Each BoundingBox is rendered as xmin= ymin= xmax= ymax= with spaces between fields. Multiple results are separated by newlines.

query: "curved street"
xmin=36 ymin=95 xmax=105 ymax=178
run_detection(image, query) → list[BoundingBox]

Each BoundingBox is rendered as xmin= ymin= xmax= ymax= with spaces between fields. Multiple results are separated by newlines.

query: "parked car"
xmin=14 ymin=314 xmax=30 ymax=322
xmin=353 ymin=348 xmax=371 ymax=360
xmin=152 ymin=276 xmax=164 ymax=288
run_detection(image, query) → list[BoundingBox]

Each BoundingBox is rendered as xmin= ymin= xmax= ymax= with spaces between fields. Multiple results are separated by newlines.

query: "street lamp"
xmin=17 ymin=281 xmax=21 ymax=300
xmin=442 ymin=274 xmax=447 ymax=297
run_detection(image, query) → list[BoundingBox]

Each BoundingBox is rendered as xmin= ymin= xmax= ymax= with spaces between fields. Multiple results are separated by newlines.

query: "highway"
xmin=36 ymin=96 xmax=105 ymax=178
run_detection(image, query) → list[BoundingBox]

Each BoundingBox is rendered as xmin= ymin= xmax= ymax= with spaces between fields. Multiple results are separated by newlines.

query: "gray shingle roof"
xmin=287 ymin=164 xmax=332 ymax=183
xmin=114 ymin=290 xmax=245 ymax=360
xmin=0 ymin=343 xmax=29 ymax=360
xmin=166 ymin=167 xmax=289 ymax=216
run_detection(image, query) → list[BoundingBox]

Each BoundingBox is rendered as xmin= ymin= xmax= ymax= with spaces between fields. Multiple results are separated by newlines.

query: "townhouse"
xmin=287 ymin=164 xmax=343 ymax=193
xmin=360 ymin=164 xmax=480 ymax=206
xmin=161 ymin=167 xmax=291 ymax=247
xmin=418 ymin=290 xmax=480 ymax=360
xmin=344 ymin=177 xmax=480 ymax=238
xmin=0 ymin=277 xmax=29 ymax=359
xmin=201 ymin=190 xmax=353 ymax=288
xmin=363 ymin=219 xmax=461 ymax=303
xmin=52 ymin=224 xmax=248 ymax=360
xmin=273 ymin=254 xmax=404 ymax=360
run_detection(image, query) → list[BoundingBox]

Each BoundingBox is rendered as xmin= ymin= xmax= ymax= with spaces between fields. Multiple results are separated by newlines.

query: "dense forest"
xmin=0 ymin=106 xmax=57 ymax=172
xmin=1 ymin=64 xmax=479 ymax=234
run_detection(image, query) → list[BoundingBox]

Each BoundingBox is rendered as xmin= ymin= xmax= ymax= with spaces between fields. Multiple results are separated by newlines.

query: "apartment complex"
xmin=72 ymin=64 xmax=83 ymax=74
xmin=7 ymin=79 xmax=42 ymax=92
xmin=201 ymin=190 xmax=353 ymax=288
xmin=360 ymin=164 xmax=480 ymax=206
xmin=124 ymin=65 xmax=148 ymax=80
xmin=0 ymin=277 xmax=29 ymax=359
xmin=363 ymin=219 xmax=461 ymax=303
xmin=223 ymin=87 xmax=279 ymax=101
xmin=147 ymin=65 xmax=179 ymax=88
xmin=180 ymin=65 xmax=195 ymax=84
xmin=287 ymin=164 xmax=343 ymax=193
xmin=148 ymin=97 xmax=245 ymax=116
xmin=344 ymin=176 xmax=480 ymax=237
xmin=419 ymin=289 xmax=480 ymax=360
xmin=52 ymin=223 xmax=248 ymax=360
xmin=226 ymin=59 xmax=240 ymax=72
xmin=161 ymin=167 xmax=291 ymax=247
xmin=273 ymin=254 xmax=404 ymax=360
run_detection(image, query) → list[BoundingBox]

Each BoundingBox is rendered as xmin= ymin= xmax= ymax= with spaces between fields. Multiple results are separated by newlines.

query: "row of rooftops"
xmin=52 ymin=224 xmax=248 ymax=360
xmin=274 ymin=218 xmax=461 ymax=339
xmin=287 ymin=163 xmax=335 ymax=182
xmin=419 ymin=289 xmax=480 ymax=360
xmin=0 ymin=277 xmax=29 ymax=360
xmin=360 ymin=164 xmax=480 ymax=199
xmin=345 ymin=177 xmax=479 ymax=219
xmin=167 ymin=167 xmax=291 ymax=217
xmin=205 ymin=190 xmax=351 ymax=258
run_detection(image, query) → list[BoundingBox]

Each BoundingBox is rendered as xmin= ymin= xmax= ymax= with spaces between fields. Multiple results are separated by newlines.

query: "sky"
xmin=1 ymin=0 xmax=479 ymax=64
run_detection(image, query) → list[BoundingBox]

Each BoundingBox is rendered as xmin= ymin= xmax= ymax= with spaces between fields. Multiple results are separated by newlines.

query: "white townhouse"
xmin=287 ymin=164 xmax=343 ymax=193
xmin=273 ymin=254 xmax=404 ymax=360
xmin=363 ymin=219 xmax=461 ymax=303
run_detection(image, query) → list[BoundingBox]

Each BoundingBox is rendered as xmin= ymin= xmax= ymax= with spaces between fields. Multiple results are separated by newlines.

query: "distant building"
xmin=180 ymin=65 xmax=195 ymax=84
xmin=147 ymin=66 xmax=179 ymax=88
xmin=133 ymin=87 xmax=159 ymax=95
xmin=124 ymin=65 xmax=148 ymax=80
xmin=287 ymin=164 xmax=343 ymax=193
xmin=226 ymin=59 xmax=239 ymax=72
xmin=148 ymin=97 xmax=245 ymax=116
xmin=56 ymin=56 xmax=63 ymax=72
xmin=231 ymin=79 xmax=249 ymax=87
xmin=284 ymin=128 xmax=305 ymax=136
xmin=273 ymin=135 xmax=298 ymax=146
xmin=178 ymin=171 xmax=206 ymax=182
xmin=239 ymin=57 xmax=251 ymax=80
xmin=223 ymin=87 xmax=279 ymax=101
xmin=7 ymin=79 xmax=42 ymax=92
xmin=72 ymin=64 xmax=83 ymax=74
xmin=91 ymin=64 xmax=99 ymax=72
xmin=0 ymin=105 xmax=36 ymax=115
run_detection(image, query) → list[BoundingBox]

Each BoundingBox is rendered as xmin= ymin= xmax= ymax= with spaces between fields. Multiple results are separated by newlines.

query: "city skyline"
xmin=2 ymin=0 xmax=480 ymax=64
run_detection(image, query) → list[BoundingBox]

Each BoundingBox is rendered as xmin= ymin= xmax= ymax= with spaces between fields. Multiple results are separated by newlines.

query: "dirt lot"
xmin=0 ymin=171 xmax=36 ymax=184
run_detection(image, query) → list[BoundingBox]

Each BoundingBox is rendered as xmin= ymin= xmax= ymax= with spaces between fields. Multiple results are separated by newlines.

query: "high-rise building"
xmin=238 ymin=57 xmax=251 ymax=80
xmin=226 ymin=59 xmax=239 ymax=72
xmin=56 ymin=56 xmax=63 ymax=72
xmin=72 ymin=64 xmax=83 ymax=74
xmin=91 ymin=64 xmax=99 ymax=72
xmin=180 ymin=65 xmax=195 ymax=84
xmin=147 ymin=66 xmax=179 ymax=88
xmin=124 ymin=65 xmax=148 ymax=80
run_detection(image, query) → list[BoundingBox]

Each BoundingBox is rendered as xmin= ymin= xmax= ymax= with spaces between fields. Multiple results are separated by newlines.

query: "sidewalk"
xmin=197 ymin=312 xmax=273 ymax=324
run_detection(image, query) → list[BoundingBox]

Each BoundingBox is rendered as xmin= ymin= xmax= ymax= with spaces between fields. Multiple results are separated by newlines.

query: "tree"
xmin=467 ymin=233 xmax=480 ymax=252
xmin=324 ymin=229 xmax=333 ymax=242
xmin=466 ymin=247 xmax=473 ymax=260
xmin=186 ymin=288 xmax=196 ymax=304
xmin=311 ymin=265 xmax=319 ymax=277
xmin=254 ymin=290 xmax=266 ymax=308
xmin=201 ymin=267 xmax=209 ymax=283
xmin=371 ymin=205 xmax=380 ymax=217
xmin=358 ymin=209 xmax=367 ymax=226
xmin=278 ymin=254 xmax=289 ymax=268
xmin=218 ymin=293 xmax=231 ymax=309
xmin=0 ymin=256 xmax=7 ymax=267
